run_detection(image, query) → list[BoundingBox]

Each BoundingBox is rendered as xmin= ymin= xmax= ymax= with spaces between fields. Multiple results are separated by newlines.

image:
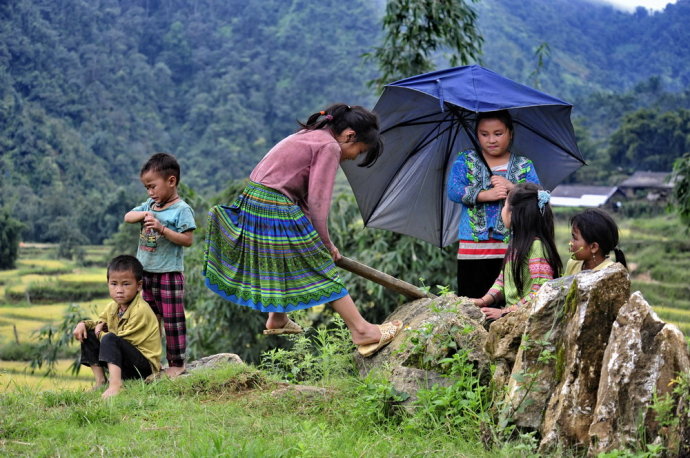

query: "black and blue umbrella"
xmin=342 ymin=64 xmax=586 ymax=248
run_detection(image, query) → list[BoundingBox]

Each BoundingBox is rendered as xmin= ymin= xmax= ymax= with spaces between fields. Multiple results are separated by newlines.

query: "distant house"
xmin=550 ymin=185 xmax=625 ymax=208
xmin=618 ymin=171 xmax=676 ymax=201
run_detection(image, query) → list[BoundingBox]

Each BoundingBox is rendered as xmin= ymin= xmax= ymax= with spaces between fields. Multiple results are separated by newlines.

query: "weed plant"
xmin=260 ymin=316 xmax=356 ymax=383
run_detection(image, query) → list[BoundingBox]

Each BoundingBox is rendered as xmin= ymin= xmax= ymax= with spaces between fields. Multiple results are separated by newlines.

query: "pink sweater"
xmin=250 ymin=128 xmax=341 ymax=250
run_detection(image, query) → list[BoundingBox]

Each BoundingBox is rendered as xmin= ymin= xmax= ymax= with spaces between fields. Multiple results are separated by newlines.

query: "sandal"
xmin=263 ymin=319 xmax=303 ymax=335
xmin=357 ymin=320 xmax=403 ymax=357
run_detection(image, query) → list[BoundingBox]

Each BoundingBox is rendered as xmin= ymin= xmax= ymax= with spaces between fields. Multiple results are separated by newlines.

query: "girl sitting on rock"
xmin=565 ymin=208 xmax=627 ymax=276
xmin=472 ymin=182 xmax=562 ymax=320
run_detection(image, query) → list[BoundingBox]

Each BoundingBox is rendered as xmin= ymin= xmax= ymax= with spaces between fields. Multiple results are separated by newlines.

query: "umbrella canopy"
xmin=342 ymin=64 xmax=586 ymax=248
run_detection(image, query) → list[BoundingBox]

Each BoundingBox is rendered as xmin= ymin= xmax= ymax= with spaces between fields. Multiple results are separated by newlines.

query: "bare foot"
xmin=165 ymin=366 xmax=186 ymax=378
xmin=89 ymin=380 xmax=107 ymax=392
xmin=101 ymin=383 xmax=123 ymax=399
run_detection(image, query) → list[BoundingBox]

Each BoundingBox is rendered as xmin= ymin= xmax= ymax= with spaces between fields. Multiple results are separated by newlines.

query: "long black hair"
xmin=570 ymin=208 xmax=627 ymax=268
xmin=505 ymin=182 xmax=562 ymax=296
xmin=298 ymin=103 xmax=383 ymax=167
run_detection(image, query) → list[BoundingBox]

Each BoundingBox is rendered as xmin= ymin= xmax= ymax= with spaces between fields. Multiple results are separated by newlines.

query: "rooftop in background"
xmin=550 ymin=185 xmax=624 ymax=207
xmin=618 ymin=171 xmax=675 ymax=189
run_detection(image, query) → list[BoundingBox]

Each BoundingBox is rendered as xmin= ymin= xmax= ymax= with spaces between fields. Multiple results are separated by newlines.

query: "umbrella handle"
xmin=335 ymin=256 xmax=436 ymax=300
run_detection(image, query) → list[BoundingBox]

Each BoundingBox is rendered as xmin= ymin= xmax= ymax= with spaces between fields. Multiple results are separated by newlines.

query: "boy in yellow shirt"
xmin=73 ymin=255 xmax=161 ymax=399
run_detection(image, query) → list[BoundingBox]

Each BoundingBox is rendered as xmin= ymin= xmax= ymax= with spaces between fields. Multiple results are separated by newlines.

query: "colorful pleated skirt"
xmin=203 ymin=181 xmax=348 ymax=313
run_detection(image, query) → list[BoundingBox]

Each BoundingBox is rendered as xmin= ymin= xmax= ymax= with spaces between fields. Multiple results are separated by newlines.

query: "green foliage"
xmin=0 ymin=207 xmax=24 ymax=270
xmin=260 ymin=317 xmax=356 ymax=383
xmin=409 ymin=351 xmax=492 ymax=438
xmin=352 ymin=374 xmax=410 ymax=426
xmin=5 ymin=280 xmax=107 ymax=304
xmin=479 ymin=0 xmax=690 ymax=99
xmin=1 ymin=0 xmax=379 ymax=244
xmin=607 ymin=108 xmax=690 ymax=173
xmin=30 ymin=303 xmax=84 ymax=375
xmin=0 ymin=341 xmax=39 ymax=361
xmin=367 ymin=0 xmax=482 ymax=90
xmin=671 ymin=153 xmax=690 ymax=227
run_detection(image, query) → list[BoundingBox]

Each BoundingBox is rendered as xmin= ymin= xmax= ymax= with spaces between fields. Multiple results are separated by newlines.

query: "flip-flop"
xmin=357 ymin=320 xmax=403 ymax=357
xmin=263 ymin=319 xmax=303 ymax=335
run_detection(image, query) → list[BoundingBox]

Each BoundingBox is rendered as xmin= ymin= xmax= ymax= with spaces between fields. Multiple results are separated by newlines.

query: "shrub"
xmin=0 ymin=342 xmax=39 ymax=361
xmin=6 ymin=280 xmax=107 ymax=303
xmin=260 ymin=316 xmax=356 ymax=383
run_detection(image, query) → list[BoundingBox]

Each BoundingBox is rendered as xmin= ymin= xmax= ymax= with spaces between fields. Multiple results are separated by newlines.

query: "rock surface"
xmin=588 ymin=291 xmax=690 ymax=455
xmin=355 ymin=294 xmax=490 ymax=388
xmin=186 ymin=353 xmax=243 ymax=372
xmin=536 ymin=264 xmax=631 ymax=452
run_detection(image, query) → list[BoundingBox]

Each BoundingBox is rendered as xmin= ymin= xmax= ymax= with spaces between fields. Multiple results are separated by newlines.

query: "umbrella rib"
xmin=364 ymin=114 xmax=455 ymax=227
xmin=438 ymin=117 xmax=463 ymax=247
xmin=381 ymin=113 xmax=452 ymax=134
xmin=513 ymin=119 xmax=586 ymax=164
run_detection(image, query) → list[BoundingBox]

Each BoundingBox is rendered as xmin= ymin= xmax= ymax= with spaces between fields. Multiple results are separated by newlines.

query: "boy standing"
xmin=73 ymin=255 xmax=161 ymax=399
xmin=124 ymin=153 xmax=196 ymax=377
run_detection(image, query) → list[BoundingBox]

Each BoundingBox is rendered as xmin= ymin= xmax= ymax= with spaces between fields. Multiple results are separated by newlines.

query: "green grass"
xmin=0 ymin=218 xmax=687 ymax=457
xmin=0 ymin=363 xmax=531 ymax=457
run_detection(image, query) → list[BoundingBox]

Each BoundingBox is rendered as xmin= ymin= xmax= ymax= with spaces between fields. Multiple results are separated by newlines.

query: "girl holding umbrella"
xmin=447 ymin=110 xmax=541 ymax=301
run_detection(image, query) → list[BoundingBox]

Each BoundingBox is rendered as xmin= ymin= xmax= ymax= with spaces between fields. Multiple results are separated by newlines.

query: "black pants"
xmin=80 ymin=330 xmax=153 ymax=380
xmin=456 ymin=258 xmax=504 ymax=300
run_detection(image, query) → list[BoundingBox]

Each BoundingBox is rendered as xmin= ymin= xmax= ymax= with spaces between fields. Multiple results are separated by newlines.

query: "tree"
xmin=0 ymin=208 xmax=24 ymax=270
xmin=671 ymin=153 xmax=690 ymax=227
xmin=367 ymin=0 xmax=483 ymax=90
xmin=607 ymin=108 xmax=690 ymax=173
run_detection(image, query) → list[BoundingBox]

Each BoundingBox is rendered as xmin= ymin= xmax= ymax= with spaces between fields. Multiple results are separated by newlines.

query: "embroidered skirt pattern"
xmin=203 ymin=182 xmax=348 ymax=312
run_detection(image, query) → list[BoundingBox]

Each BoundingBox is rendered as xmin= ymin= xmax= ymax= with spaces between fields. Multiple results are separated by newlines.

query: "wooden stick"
xmin=336 ymin=256 xmax=435 ymax=300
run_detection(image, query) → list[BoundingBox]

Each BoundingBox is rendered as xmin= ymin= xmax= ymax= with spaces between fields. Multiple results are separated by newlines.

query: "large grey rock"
xmin=588 ymin=291 xmax=690 ymax=455
xmin=538 ymin=263 xmax=631 ymax=451
xmin=485 ymin=297 xmax=535 ymax=389
xmin=355 ymin=294 xmax=490 ymax=398
xmin=501 ymin=275 xmax=575 ymax=429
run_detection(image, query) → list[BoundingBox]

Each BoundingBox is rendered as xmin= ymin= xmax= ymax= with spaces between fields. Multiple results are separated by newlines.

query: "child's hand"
xmin=94 ymin=322 xmax=106 ymax=337
xmin=483 ymin=185 xmax=508 ymax=201
xmin=143 ymin=212 xmax=164 ymax=233
xmin=329 ymin=245 xmax=342 ymax=262
xmin=490 ymin=175 xmax=514 ymax=192
xmin=481 ymin=307 xmax=504 ymax=320
xmin=73 ymin=322 xmax=87 ymax=342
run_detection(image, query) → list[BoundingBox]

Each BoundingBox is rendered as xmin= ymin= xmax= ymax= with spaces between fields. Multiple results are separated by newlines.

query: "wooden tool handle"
xmin=335 ymin=256 xmax=435 ymax=300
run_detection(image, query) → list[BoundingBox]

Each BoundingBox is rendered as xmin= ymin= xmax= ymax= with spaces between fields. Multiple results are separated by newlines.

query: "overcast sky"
xmin=600 ymin=0 xmax=677 ymax=11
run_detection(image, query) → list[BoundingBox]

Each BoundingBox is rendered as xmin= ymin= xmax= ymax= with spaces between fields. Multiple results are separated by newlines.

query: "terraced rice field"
xmin=0 ymin=246 xmax=111 ymax=388
xmin=0 ymin=359 xmax=92 ymax=392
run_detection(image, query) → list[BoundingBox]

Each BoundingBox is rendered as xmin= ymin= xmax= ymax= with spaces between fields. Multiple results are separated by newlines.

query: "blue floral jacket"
xmin=447 ymin=149 xmax=540 ymax=242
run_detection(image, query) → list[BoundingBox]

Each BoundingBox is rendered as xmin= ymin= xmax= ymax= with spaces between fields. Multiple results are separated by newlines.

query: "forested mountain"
xmin=479 ymin=0 xmax=690 ymax=98
xmin=2 ymin=0 xmax=690 ymax=244
xmin=0 ymin=0 xmax=380 ymax=243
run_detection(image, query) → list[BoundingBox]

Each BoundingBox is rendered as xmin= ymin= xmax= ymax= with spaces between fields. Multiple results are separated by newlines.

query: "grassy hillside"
xmin=1 ymin=221 xmax=688 ymax=455
xmin=2 ymin=212 xmax=689 ymax=387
